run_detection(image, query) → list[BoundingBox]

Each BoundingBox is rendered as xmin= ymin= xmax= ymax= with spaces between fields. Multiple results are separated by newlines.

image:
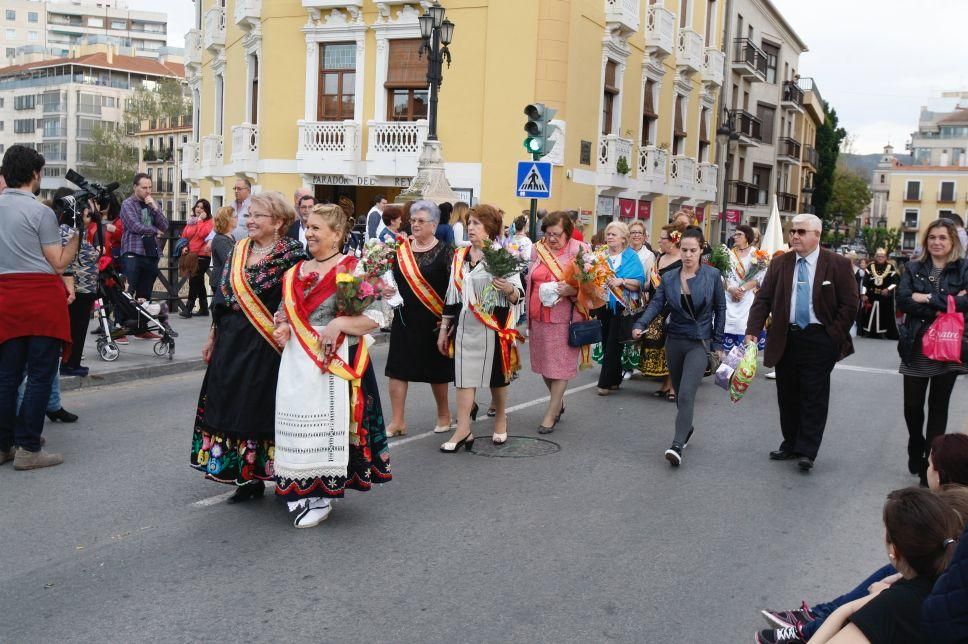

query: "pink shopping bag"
xmin=922 ymin=295 xmax=964 ymax=363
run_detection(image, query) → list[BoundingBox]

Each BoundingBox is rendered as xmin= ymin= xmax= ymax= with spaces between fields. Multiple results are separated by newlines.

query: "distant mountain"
xmin=840 ymin=152 xmax=913 ymax=183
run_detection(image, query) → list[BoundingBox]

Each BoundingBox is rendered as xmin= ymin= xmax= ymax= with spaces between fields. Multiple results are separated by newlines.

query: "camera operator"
xmin=119 ymin=172 xmax=168 ymax=306
xmin=0 ymin=145 xmax=77 ymax=470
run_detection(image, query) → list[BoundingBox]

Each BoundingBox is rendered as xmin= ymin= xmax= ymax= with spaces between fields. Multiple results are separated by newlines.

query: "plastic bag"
xmin=922 ymin=296 xmax=964 ymax=363
xmin=729 ymin=344 xmax=758 ymax=403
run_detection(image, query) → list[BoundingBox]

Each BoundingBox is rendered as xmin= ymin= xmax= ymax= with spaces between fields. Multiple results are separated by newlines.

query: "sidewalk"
xmin=61 ymin=314 xmax=388 ymax=391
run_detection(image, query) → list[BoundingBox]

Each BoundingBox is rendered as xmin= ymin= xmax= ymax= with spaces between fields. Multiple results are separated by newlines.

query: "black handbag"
xmin=567 ymin=299 xmax=602 ymax=347
xmin=617 ymin=306 xmax=644 ymax=344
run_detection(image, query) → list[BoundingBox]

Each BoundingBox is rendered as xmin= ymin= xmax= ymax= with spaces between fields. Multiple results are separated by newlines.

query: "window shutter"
xmin=604 ymin=60 xmax=618 ymax=94
xmin=642 ymin=80 xmax=657 ymax=118
xmin=386 ymin=39 xmax=428 ymax=89
xmin=699 ymin=108 xmax=709 ymax=143
xmin=674 ymin=95 xmax=686 ymax=137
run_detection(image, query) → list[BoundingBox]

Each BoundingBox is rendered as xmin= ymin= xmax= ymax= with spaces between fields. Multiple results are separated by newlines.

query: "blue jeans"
xmin=800 ymin=563 xmax=897 ymax=639
xmin=123 ymin=253 xmax=159 ymax=300
xmin=17 ymin=369 xmax=61 ymax=413
xmin=0 ymin=336 xmax=60 ymax=453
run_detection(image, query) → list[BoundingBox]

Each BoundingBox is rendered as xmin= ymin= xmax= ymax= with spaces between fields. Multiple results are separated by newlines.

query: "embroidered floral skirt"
xmin=723 ymin=330 xmax=766 ymax=353
xmin=275 ymin=348 xmax=391 ymax=501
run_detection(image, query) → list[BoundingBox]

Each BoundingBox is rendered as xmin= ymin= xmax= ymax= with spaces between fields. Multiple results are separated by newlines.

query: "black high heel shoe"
xmin=556 ymin=404 xmax=565 ymax=422
xmin=470 ymin=403 xmax=479 ymax=422
xmin=227 ymin=480 xmax=265 ymax=504
xmin=440 ymin=433 xmax=475 ymax=453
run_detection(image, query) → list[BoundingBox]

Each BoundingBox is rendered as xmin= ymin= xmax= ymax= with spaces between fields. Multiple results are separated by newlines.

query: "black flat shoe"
xmin=486 ymin=407 xmax=496 ymax=418
xmin=470 ymin=403 xmax=479 ymax=422
xmin=226 ymin=480 xmax=265 ymax=504
xmin=46 ymin=408 xmax=78 ymax=423
xmin=178 ymin=311 xmax=192 ymax=319
xmin=537 ymin=422 xmax=556 ymax=434
xmin=555 ymin=405 xmax=565 ymax=422
xmin=769 ymin=449 xmax=797 ymax=461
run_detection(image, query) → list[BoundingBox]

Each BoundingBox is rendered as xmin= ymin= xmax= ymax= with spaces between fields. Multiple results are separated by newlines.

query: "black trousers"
xmin=595 ymin=306 xmax=624 ymax=388
xmin=774 ymin=325 xmax=839 ymax=459
xmin=903 ymin=373 xmax=959 ymax=478
xmin=187 ymin=256 xmax=211 ymax=313
xmin=64 ymin=292 xmax=97 ymax=369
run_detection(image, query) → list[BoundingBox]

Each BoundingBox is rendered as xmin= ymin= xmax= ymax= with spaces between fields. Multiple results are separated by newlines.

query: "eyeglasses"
xmin=789 ymin=228 xmax=814 ymax=237
xmin=410 ymin=217 xmax=433 ymax=225
xmin=233 ymin=186 xmax=249 ymax=192
xmin=630 ymin=231 xmax=644 ymax=235
xmin=242 ymin=212 xmax=271 ymax=219
xmin=543 ymin=230 xmax=566 ymax=238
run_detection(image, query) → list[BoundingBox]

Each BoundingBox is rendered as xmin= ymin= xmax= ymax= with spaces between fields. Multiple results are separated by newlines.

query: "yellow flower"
xmin=197 ymin=451 xmax=209 ymax=466
xmin=335 ymin=273 xmax=355 ymax=284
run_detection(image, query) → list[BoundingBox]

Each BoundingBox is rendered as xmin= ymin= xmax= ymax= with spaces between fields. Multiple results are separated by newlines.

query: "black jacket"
xmin=895 ymin=258 xmax=968 ymax=365
xmin=921 ymin=522 xmax=968 ymax=643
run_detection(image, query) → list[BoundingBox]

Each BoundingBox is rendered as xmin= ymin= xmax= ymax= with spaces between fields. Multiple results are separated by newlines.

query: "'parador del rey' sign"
xmin=307 ymin=175 xmax=414 ymax=188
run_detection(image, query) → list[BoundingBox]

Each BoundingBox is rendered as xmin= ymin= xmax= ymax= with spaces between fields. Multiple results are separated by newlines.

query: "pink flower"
xmin=359 ymin=281 xmax=375 ymax=298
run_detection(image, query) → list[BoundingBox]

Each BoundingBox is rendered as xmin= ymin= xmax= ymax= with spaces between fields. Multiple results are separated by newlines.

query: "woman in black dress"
xmin=190 ymin=192 xmax=304 ymax=503
xmin=382 ymin=200 xmax=455 ymax=436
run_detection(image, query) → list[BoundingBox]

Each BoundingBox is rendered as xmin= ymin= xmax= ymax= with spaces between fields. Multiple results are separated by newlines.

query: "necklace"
xmin=250 ymin=242 xmax=273 ymax=257
xmin=870 ymin=262 xmax=892 ymax=287
xmin=411 ymin=238 xmax=437 ymax=252
xmin=312 ymin=250 xmax=341 ymax=264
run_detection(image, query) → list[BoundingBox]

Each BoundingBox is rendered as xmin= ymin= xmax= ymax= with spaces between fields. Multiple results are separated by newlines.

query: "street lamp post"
xmin=716 ymin=109 xmax=740 ymax=244
xmin=396 ymin=1 xmax=459 ymax=205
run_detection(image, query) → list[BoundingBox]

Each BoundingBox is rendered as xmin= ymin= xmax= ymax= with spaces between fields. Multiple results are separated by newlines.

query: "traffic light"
xmin=523 ymin=103 xmax=558 ymax=158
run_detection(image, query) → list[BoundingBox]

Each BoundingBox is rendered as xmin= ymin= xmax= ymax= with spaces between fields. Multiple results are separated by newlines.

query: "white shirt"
xmin=231 ymin=197 xmax=251 ymax=241
xmin=297 ymin=222 xmax=308 ymax=249
xmin=789 ymin=245 xmax=820 ymax=325
xmin=634 ymin=246 xmax=655 ymax=279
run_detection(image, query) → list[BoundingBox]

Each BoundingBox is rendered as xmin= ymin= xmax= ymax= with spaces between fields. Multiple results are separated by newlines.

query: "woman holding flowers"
xmin=271 ymin=204 xmax=391 ymax=528
xmin=527 ymin=211 xmax=588 ymax=433
xmin=382 ymin=200 xmax=455 ymax=437
xmin=723 ymin=224 xmax=768 ymax=351
xmin=595 ymin=221 xmax=645 ymax=396
xmin=437 ymin=204 xmax=525 ymax=451
xmin=639 ymin=223 xmax=684 ymax=400
xmin=190 ymin=192 xmax=304 ymax=504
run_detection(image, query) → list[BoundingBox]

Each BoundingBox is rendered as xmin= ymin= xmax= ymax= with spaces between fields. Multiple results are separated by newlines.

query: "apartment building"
xmin=0 ymin=45 xmax=184 ymax=196
xmin=182 ymin=0 xmax=727 ymax=239
xmin=1 ymin=0 xmax=168 ymax=65
xmin=720 ymin=0 xmax=818 ymax=231
xmin=135 ymin=116 xmax=193 ymax=221
xmin=908 ymin=97 xmax=968 ymax=167
xmin=871 ymin=144 xmax=968 ymax=256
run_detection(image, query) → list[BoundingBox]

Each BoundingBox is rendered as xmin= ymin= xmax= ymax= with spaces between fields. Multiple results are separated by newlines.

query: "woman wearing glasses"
xmin=382 ymin=200 xmax=455 ymax=437
xmin=632 ymin=227 xmax=725 ymax=467
xmin=190 ymin=192 xmax=305 ymax=503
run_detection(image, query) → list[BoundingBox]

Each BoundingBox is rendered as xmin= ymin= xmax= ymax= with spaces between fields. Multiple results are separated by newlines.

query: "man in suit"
xmin=745 ymin=213 xmax=859 ymax=471
xmin=287 ymin=193 xmax=315 ymax=250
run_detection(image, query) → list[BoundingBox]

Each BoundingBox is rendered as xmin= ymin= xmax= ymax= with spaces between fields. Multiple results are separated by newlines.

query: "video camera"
xmin=55 ymin=169 xmax=119 ymax=228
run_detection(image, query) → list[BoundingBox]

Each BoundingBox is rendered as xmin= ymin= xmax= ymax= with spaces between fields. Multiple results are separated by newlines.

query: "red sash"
xmin=230 ymin=239 xmax=279 ymax=353
xmin=396 ymin=237 xmax=444 ymax=318
xmin=451 ymin=247 xmax=523 ymax=380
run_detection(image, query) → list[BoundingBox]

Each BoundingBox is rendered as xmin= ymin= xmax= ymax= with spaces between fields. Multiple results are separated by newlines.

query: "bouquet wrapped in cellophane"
xmin=573 ymin=245 xmax=612 ymax=311
xmin=479 ymin=240 xmax=529 ymax=311
xmin=353 ymin=238 xmax=403 ymax=308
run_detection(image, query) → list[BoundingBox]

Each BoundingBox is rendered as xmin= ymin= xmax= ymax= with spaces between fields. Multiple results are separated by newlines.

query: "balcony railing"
xmin=231 ymin=123 xmax=259 ymax=164
xmin=234 ymin=0 xmax=261 ymax=29
xmin=637 ymin=145 xmax=667 ymax=193
xmin=185 ymin=28 xmax=202 ymax=65
xmin=734 ymin=110 xmax=762 ymax=143
xmin=732 ymin=38 xmax=767 ymax=81
xmin=200 ymin=134 xmax=223 ymax=178
xmin=777 ymin=192 xmax=798 ymax=213
xmin=669 ymin=156 xmax=697 ymax=197
xmin=676 ymin=29 xmax=704 ymax=74
xmin=645 ymin=5 xmax=675 ymax=56
xmin=296 ymin=120 xmax=361 ymax=176
xmin=203 ymin=7 xmax=226 ymax=51
xmin=703 ymin=48 xmax=724 ymax=87
xmin=598 ymin=134 xmax=634 ymax=177
xmin=803 ymin=145 xmax=819 ymax=169
xmin=727 ymin=180 xmax=760 ymax=207
xmin=777 ymin=137 xmax=802 ymax=161
xmin=367 ymin=120 xmax=427 ymax=155
xmin=605 ymin=0 xmax=640 ymax=34
xmin=797 ymin=77 xmax=824 ymax=111
xmin=781 ymin=81 xmax=804 ymax=110
xmin=695 ymin=162 xmax=718 ymax=201
xmin=181 ymin=141 xmax=200 ymax=181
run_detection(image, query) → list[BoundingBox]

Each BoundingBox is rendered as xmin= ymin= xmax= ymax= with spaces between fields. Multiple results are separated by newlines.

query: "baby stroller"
xmin=92 ymin=263 xmax=177 ymax=361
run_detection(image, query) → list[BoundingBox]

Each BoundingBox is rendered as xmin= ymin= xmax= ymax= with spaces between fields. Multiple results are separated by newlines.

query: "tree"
xmin=79 ymin=123 xmax=138 ymax=186
xmin=813 ymin=103 xmax=847 ymax=221
xmin=860 ymin=226 xmax=902 ymax=256
xmin=827 ymin=167 xmax=872 ymax=224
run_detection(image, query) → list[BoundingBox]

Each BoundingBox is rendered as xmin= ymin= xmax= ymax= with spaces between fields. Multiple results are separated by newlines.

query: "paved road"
xmin=2 ymin=338 xmax=965 ymax=643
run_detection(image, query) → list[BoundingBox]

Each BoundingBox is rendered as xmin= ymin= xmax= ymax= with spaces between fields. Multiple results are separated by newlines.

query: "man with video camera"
xmin=119 ymin=172 xmax=168 ymax=314
xmin=0 ymin=145 xmax=77 ymax=470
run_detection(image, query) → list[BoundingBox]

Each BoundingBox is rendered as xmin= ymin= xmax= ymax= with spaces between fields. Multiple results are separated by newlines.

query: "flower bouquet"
xmin=354 ymin=238 xmax=403 ymax=308
xmin=574 ymin=245 xmax=612 ymax=310
xmin=479 ymin=240 xmax=529 ymax=311
xmin=745 ymin=248 xmax=770 ymax=281
xmin=336 ymin=271 xmax=378 ymax=317
xmin=708 ymin=243 xmax=732 ymax=277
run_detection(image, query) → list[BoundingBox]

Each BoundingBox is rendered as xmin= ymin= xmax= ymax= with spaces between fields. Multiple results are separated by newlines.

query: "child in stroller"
xmin=92 ymin=261 xmax=177 ymax=361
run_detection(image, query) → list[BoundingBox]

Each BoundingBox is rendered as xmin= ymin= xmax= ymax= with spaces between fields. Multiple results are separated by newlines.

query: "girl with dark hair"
xmin=927 ymin=432 xmax=968 ymax=489
xmin=178 ymin=198 xmax=214 ymax=318
xmin=896 ymin=218 xmax=968 ymax=484
xmin=434 ymin=201 xmax=455 ymax=245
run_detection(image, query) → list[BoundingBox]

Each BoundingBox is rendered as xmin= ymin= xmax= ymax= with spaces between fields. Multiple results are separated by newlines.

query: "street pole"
xmin=529 ymin=197 xmax=538 ymax=242
xmin=426 ymin=20 xmax=440 ymax=141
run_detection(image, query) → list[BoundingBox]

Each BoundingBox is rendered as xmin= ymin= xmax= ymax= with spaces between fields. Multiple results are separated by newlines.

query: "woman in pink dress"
xmin=527 ymin=211 xmax=589 ymax=434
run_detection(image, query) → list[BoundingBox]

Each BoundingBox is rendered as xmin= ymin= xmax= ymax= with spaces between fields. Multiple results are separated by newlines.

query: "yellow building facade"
xmin=182 ymin=0 xmax=726 ymax=240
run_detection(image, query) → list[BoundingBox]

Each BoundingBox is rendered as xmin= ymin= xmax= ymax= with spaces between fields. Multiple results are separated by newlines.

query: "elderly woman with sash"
xmin=381 ymin=200 xmax=454 ymax=437
xmin=723 ymin=224 xmax=767 ymax=351
xmin=271 ymin=204 xmax=390 ymax=528
xmin=436 ymin=204 xmax=524 ymax=452
xmin=190 ymin=192 xmax=304 ymax=503
xmin=527 ymin=211 xmax=588 ymax=434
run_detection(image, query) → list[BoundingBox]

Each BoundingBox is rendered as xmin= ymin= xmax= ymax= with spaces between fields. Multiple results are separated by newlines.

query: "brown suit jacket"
xmin=746 ymin=248 xmax=859 ymax=367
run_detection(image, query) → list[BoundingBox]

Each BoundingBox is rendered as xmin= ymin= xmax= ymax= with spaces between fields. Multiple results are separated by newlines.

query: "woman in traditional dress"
xmin=638 ymin=222 xmax=684 ymax=400
xmin=271 ymin=204 xmax=391 ymax=528
xmin=723 ymin=224 xmax=767 ymax=351
xmin=190 ymin=192 xmax=304 ymax=503
xmin=861 ymin=248 xmax=900 ymax=339
xmin=527 ymin=211 xmax=587 ymax=433
xmin=436 ymin=204 xmax=524 ymax=451
xmin=595 ymin=221 xmax=644 ymax=396
xmin=382 ymin=200 xmax=455 ymax=437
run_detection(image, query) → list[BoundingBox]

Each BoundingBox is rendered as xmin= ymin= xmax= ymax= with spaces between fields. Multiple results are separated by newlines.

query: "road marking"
xmin=192 ymin=491 xmax=236 ymax=507
xmin=834 ymin=365 xmax=899 ymax=375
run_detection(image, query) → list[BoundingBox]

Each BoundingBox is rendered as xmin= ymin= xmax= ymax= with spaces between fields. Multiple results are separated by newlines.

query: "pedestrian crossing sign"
xmin=516 ymin=161 xmax=553 ymax=199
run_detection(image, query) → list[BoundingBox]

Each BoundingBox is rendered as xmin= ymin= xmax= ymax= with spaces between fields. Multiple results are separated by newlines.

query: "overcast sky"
xmin=138 ymin=0 xmax=968 ymax=156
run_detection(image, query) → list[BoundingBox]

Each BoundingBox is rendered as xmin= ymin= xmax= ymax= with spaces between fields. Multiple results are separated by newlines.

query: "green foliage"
xmin=813 ymin=103 xmax=848 ymax=220
xmin=860 ymin=226 xmax=902 ymax=256
xmin=828 ymin=167 xmax=872 ymax=224
xmin=80 ymin=123 xmax=138 ymax=186
xmin=707 ymin=243 xmax=731 ymax=277
xmin=822 ymin=230 xmax=846 ymax=248
xmin=616 ymin=156 xmax=630 ymax=175
xmin=143 ymin=147 xmax=157 ymax=162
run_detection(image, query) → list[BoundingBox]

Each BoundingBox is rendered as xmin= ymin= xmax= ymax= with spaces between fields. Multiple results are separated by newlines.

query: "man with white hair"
xmin=745 ymin=213 xmax=859 ymax=472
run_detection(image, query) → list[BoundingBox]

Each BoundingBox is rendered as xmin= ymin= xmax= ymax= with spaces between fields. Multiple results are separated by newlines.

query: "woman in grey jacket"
xmin=632 ymin=227 xmax=726 ymax=466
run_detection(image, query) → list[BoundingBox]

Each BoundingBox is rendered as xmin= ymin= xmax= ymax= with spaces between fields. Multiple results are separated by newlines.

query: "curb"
xmin=59 ymin=332 xmax=389 ymax=391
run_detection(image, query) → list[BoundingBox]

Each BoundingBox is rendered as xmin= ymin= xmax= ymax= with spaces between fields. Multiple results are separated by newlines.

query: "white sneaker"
xmin=623 ymin=370 xmax=632 ymax=380
xmin=289 ymin=497 xmax=332 ymax=528
xmin=765 ymin=371 xmax=777 ymax=380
